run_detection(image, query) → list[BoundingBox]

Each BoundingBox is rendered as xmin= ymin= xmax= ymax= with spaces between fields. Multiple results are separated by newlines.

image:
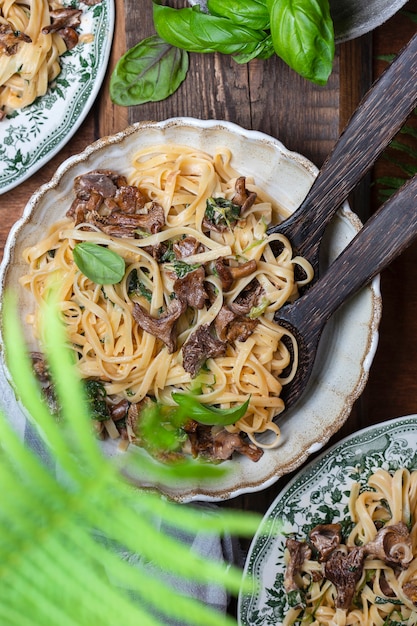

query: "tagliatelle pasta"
xmin=20 ymin=144 xmax=314 ymax=459
xmin=284 ymin=468 xmax=417 ymax=626
xmin=0 ymin=0 xmax=83 ymax=116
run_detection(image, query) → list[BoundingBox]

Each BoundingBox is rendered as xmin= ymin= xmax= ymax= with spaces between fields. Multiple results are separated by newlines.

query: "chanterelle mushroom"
xmin=309 ymin=523 xmax=342 ymax=562
xmin=0 ymin=23 xmax=31 ymax=55
xmin=284 ymin=538 xmax=312 ymax=593
xmin=364 ymin=522 xmax=413 ymax=567
xmin=324 ymin=547 xmax=367 ymax=610
xmin=182 ymin=324 xmax=226 ymax=377
xmin=214 ymin=257 xmax=257 ymax=291
xmin=132 ymin=298 xmax=186 ymax=354
xmin=232 ymin=176 xmax=257 ymax=213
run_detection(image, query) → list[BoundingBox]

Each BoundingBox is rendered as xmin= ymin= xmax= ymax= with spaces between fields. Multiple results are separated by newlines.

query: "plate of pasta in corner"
xmin=0 ymin=118 xmax=381 ymax=502
xmin=0 ymin=0 xmax=114 ymax=195
xmin=238 ymin=415 xmax=417 ymax=626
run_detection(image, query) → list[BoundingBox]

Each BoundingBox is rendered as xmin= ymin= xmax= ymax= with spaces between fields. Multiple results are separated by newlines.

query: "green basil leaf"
xmin=73 ymin=243 xmax=125 ymax=285
xmin=153 ymin=1 xmax=266 ymax=56
xmin=267 ymin=0 xmax=334 ymax=85
xmin=234 ymin=35 xmax=274 ymax=63
xmin=171 ymin=392 xmax=250 ymax=426
xmin=207 ymin=0 xmax=270 ymax=31
xmin=110 ymin=34 xmax=188 ymax=106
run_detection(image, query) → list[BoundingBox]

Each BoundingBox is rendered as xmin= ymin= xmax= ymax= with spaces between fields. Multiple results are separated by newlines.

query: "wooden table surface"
xmin=1 ymin=0 xmax=417 ymax=519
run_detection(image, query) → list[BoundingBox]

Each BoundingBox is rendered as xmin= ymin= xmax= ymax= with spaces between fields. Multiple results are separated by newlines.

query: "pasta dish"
xmin=284 ymin=467 xmax=417 ymax=625
xmin=20 ymin=144 xmax=313 ymax=462
xmin=0 ymin=0 xmax=85 ymax=118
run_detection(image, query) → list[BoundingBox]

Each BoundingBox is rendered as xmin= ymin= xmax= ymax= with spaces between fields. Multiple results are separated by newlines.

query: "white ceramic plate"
xmin=238 ymin=415 xmax=417 ymax=625
xmin=0 ymin=0 xmax=114 ymax=195
xmin=0 ymin=118 xmax=381 ymax=502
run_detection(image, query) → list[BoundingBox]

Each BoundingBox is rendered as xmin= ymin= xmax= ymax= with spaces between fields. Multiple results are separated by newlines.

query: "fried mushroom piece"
xmin=173 ymin=236 xmax=204 ymax=259
xmin=214 ymin=257 xmax=257 ymax=291
xmin=42 ymin=8 xmax=82 ymax=50
xmin=403 ymin=580 xmax=417 ymax=604
xmin=184 ymin=421 xmax=263 ymax=462
xmin=364 ymin=522 xmax=413 ymax=568
xmin=182 ymin=324 xmax=226 ymax=377
xmin=284 ymin=538 xmax=312 ymax=593
xmin=214 ymin=305 xmax=258 ymax=342
xmin=67 ymin=170 xmax=165 ymax=237
xmin=0 ymin=23 xmax=32 ymax=55
xmin=324 ymin=547 xmax=367 ymax=610
xmin=232 ymin=176 xmax=257 ymax=213
xmin=89 ymin=202 xmax=165 ymax=238
xmin=309 ymin=523 xmax=342 ymax=562
xmin=173 ymin=266 xmax=208 ymax=310
xmin=132 ymin=298 xmax=186 ymax=354
xmin=229 ymin=279 xmax=264 ymax=315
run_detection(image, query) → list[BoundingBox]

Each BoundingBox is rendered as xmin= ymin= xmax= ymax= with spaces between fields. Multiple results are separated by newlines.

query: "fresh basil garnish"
xmin=205 ymin=197 xmax=241 ymax=228
xmin=267 ymin=0 xmax=334 ymax=85
xmin=127 ymin=269 xmax=153 ymax=302
xmin=110 ymin=34 xmax=188 ymax=106
xmin=153 ymin=1 xmax=267 ymax=57
xmin=207 ymin=0 xmax=270 ymax=31
xmin=73 ymin=242 xmax=125 ymax=285
xmin=172 ymin=260 xmax=201 ymax=279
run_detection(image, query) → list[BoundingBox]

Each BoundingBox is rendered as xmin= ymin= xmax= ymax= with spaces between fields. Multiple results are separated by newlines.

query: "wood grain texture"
xmin=365 ymin=1 xmax=417 ymax=426
xmin=269 ymin=32 xmax=417 ymax=276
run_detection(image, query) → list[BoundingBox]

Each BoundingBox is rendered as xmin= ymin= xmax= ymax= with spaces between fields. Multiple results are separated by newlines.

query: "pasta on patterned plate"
xmin=0 ymin=0 xmax=93 ymax=118
xmin=20 ymin=144 xmax=313 ymax=462
xmin=284 ymin=467 xmax=417 ymax=625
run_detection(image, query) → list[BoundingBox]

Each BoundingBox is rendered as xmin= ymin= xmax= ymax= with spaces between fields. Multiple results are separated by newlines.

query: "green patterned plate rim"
xmin=0 ymin=0 xmax=114 ymax=195
xmin=238 ymin=414 xmax=417 ymax=625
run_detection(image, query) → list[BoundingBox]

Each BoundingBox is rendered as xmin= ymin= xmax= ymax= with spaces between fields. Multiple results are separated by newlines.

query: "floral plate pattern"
xmin=238 ymin=415 xmax=417 ymax=625
xmin=0 ymin=0 xmax=114 ymax=195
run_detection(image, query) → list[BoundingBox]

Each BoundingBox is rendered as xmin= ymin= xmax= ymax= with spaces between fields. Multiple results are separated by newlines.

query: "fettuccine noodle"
xmin=0 ymin=0 xmax=80 ymax=116
xmin=20 ymin=145 xmax=313 ymax=454
xmin=284 ymin=468 xmax=417 ymax=625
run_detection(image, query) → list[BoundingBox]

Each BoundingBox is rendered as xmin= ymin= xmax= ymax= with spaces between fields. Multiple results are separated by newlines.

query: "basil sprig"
xmin=73 ymin=242 xmax=125 ymax=285
xmin=207 ymin=0 xmax=270 ymax=31
xmin=110 ymin=0 xmax=334 ymax=106
xmin=110 ymin=34 xmax=188 ymax=106
xmin=267 ymin=0 xmax=334 ymax=85
xmin=153 ymin=2 xmax=269 ymax=58
xmin=172 ymin=392 xmax=250 ymax=426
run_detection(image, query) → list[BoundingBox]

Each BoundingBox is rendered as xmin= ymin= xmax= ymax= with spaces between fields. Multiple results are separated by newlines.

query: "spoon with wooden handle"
xmin=276 ymin=172 xmax=417 ymax=412
xmin=267 ymin=32 xmax=417 ymax=279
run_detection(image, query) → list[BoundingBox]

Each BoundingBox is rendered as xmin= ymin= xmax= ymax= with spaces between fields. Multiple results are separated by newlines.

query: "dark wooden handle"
xmin=291 ymin=173 xmax=417 ymax=332
xmin=277 ymin=174 xmax=417 ymax=410
xmin=268 ymin=33 xmax=417 ymax=262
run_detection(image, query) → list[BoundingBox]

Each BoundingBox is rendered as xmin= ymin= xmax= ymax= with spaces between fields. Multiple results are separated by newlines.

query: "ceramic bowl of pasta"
xmin=0 ymin=118 xmax=381 ymax=502
xmin=239 ymin=415 xmax=417 ymax=625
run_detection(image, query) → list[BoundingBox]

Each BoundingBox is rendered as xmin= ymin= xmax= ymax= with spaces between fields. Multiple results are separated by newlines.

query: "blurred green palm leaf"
xmin=0 ymin=293 xmax=263 ymax=626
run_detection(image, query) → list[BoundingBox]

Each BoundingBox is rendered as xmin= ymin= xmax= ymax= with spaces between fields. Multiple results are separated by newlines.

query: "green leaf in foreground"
xmin=172 ymin=392 xmax=250 ymax=425
xmin=73 ymin=242 xmax=125 ymax=285
xmin=110 ymin=34 xmax=189 ymax=106
xmin=0 ymin=291 xmax=264 ymax=625
xmin=267 ymin=0 xmax=334 ymax=85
